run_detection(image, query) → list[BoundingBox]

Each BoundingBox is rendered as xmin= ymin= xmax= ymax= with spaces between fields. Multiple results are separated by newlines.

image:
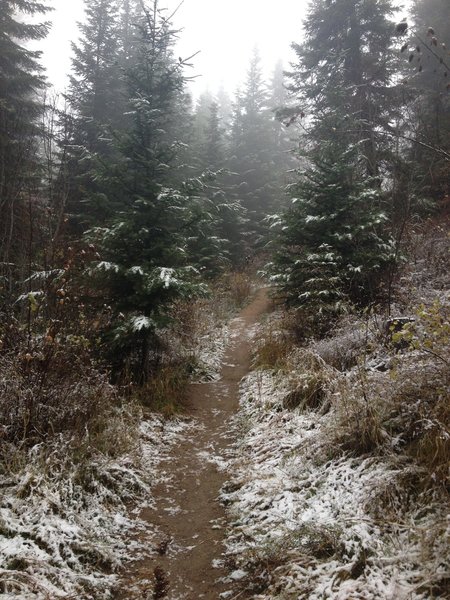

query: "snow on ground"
xmin=194 ymin=319 xmax=230 ymax=380
xmin=0 ymin=294 xmax=235 ymax=598
xmin=222 ymin=343 xmax=449 ymax=599
xmin=0 ymin=416 xmax=195 ymax=599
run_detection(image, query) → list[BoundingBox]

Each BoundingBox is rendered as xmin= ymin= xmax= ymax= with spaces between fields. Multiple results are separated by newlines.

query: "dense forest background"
xmin=1 ymin=0 xmax=449 ymax=453
xmin=1 ymin=0 xmax=448 ymax=384
xmin=0 ymin=0 xmax=449 ymax=596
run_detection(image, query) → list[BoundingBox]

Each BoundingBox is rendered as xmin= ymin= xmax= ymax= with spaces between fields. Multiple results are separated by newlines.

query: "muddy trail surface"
xmin=116 ymin=287 xmax=271 ymax=600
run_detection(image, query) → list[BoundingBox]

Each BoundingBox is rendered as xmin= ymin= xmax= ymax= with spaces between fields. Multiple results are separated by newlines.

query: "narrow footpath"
xmin=116 ymin=287 xmax=271 ymax=600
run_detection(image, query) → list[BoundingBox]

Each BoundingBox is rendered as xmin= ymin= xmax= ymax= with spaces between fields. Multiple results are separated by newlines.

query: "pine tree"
xmin=87 ymin=1 xmax=213 ymax=379
xmin=228 ymin=50 xmax=280 ymax=242
xmin=191 ymin=97 xmax=225 ymax=173
xmin=272 ymin=0 xmax=398 ymax=315
xmin=268 ymin=61 xmax=295 ymax=211
xmin=0 ymin=0 xmax=51 ymax=296
xmin=287 ymin=0 xmax=397 ymax=177
xmin=216 ymin=86 xmax=233 ymax=133
xmin=119 ymin=0 xmax=144 ymax=64
xmin=205 ymin=101 xmax=224 ymax=171
xmin=69 ymin=0 xmax=122 ymax=147
xmin=64 ymin=0 xmax=124 ymax=231
xmin=403 ymin=0 xmax=450 ymax=204
xmin=191 ymin=90 xmax=215 ymax=172
xmin=272 ymin=142 xmax=395 ymax=312
xmin=199 ymin=101 xmax=243 ymax=270
xmin=188 ymin=95 xmax=243 ymax=269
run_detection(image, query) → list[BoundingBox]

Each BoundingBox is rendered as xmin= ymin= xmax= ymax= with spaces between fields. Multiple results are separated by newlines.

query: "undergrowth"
xmin=0 ymin=266 xmax=254 ymax=597
xmin=224 ymin=226 xmax=449 ymax=599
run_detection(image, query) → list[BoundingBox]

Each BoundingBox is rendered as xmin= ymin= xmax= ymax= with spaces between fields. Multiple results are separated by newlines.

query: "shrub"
xmin=281 ymin=350 xmax=335 ymax=413
xmin=310 ymin=315 xmax=373 ymax=371
xmin=254 ymin=334 xmax=293 ymax=371
xmin=234 ymin=524 xmax=344 ymax=595
xmin=0 ymin=338 xmax=117 ymax=448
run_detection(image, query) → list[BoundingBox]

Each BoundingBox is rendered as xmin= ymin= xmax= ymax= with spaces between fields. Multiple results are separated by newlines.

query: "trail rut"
xmin=116 ymin=287 xmax=271 ymax=599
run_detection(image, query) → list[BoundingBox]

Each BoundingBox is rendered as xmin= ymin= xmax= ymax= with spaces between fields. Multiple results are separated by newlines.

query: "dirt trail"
xmin=116 ymin=287 xmax=271 ymax=599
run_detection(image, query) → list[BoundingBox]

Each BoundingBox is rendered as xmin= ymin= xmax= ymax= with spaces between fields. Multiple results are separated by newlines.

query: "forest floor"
xmin=115 ymin=287 xmax=271 ymax=600
xmin=1 ymin=230 xmax=448 ymax=599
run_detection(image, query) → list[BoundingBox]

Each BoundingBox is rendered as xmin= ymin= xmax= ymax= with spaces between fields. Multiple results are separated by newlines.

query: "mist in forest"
xmin=41 ymin=0 xmax=310 ymax=93
xmin=0 ymin=0 xmax=449 ymax=597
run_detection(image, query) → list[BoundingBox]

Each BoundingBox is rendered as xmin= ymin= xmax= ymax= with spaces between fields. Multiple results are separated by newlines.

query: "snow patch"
xmin=222 ymin=366 xmax=448 ymax=599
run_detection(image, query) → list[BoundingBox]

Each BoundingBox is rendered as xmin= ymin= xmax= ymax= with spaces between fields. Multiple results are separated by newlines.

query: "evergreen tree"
xmin=199 ymin=101 xmax=243 ymax=269
xmin=228 ymin=50 xmax=280 ymax=242
xmin=65 ymin=0 xmax=123 ymax=230
xmin=190 ymin=90 xmax=215 ymax=172
xmin=268 ymin=61 xmax=295 ymax=210
xmin=272 ymin=0 xmax=398 ymax=314
xmin=286 ymin=0 xmax=398 ymax=178
xmin=216 ymin=86 xmax=233 ymax=134
xmin=0 ymin=0 xmax=51 ymax=296
xmin=272 ymin=142 xmax=395 ymax=312
xmin=189 ymin=95 xmax=243 ymax=269
xmin=191 ymin=96 xmax=225 ymax=173
xmin=204 ymin=101 xmax=224 ymax=171
xmin=119 ymin=0 xmax=144 ymax=63
xmin=69 ymin=0 xmax=122 ymax=150
xmin=403 ymin=0 xmax=450 ymax=204
xmin=87 ymin=1 xmax=215 ymax=379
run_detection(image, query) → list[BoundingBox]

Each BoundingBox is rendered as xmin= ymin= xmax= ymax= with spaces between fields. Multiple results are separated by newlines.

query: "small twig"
xmin=414 ymin=33 xmax=450 ymax=73
xmin=420 ymin=347 xmax=449 ymax=366
xmin=163 ymin=0 xmax=185 ymax=24
xmin=229 ymin=589 xmax=248 ymax=600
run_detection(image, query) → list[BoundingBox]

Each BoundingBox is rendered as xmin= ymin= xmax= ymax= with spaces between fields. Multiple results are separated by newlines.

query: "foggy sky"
xmin=41 ymin=0 xmax=310 ymax=95
xmin=40 ymin=0 xmax=409 ymax=96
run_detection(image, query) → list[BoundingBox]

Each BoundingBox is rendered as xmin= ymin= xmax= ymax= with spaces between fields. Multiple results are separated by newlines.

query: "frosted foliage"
xmin=96 ymin=261 xmax=120 ymax=273
xmin=159 ymin=267 xmax=177 ymax=289
xmin=222 ymin=362 xmax=448 ymax=599
xmin=131 ymin=315 xmax=153 ymax=332
xmin=0 ymin=417 xmax=190 ymax=598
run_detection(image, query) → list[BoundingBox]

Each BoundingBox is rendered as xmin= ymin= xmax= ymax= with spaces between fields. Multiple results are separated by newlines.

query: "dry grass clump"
xmin=291 ymin=523 xmax=344 ymax=560
xmin=401 ymin=220 xmax=450 ymax=300
xmin=282 ymin=349 xmax=336 ymax=413
xmin=280 ymin=304 xmax=346 ymax=343
xmin=1 ymin=400 xmax=141 ymax=487
xmin=362 ymin=463 xmax=429 ymax=520
xmin=328 ymin=356 xmax=449 ymax=470
xmin=389 ymin=372 xmax=449 ymax=486
xmin=235 ymin=524 xmax=344 ymax=595
xmin=226 ymin=271 xmax=253 ymax=307
xmin=0 ymin=415 xmax=148 ymax=597
xmin=391 ymin=219 xmax=450 ymax=317
xmin=134 ymin=361 xmax=191 ymax=417
xmin=324 ymin=300 xmax=449 ymax=491
xmin=165 ymin=296 xmax=219 ymax=355
xmin=329 ymin=377 xmax=388 ymax=456
xmin=253 ymin=315 xmax=339 ymax=412
xmin=71 ymin=401 xmax=142 ymax=465
xmin=253 ymin=310 xmax=299 ymax=371
xmin=310 ymin=315 xmax=374 ymax=371
xmin=254 ymin=334 xmax=294 ymax=371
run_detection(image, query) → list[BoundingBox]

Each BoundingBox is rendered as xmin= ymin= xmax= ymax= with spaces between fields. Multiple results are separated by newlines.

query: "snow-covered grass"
xmin=0 ymin=272 xmax=248 ymax=598
xmin=0 ymin=409 xmax=193 ymax=599
xmin=222 ymin=296 xmax=449 ymax=598
xmin=161 ymin=273 xmax=255 ymax=382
